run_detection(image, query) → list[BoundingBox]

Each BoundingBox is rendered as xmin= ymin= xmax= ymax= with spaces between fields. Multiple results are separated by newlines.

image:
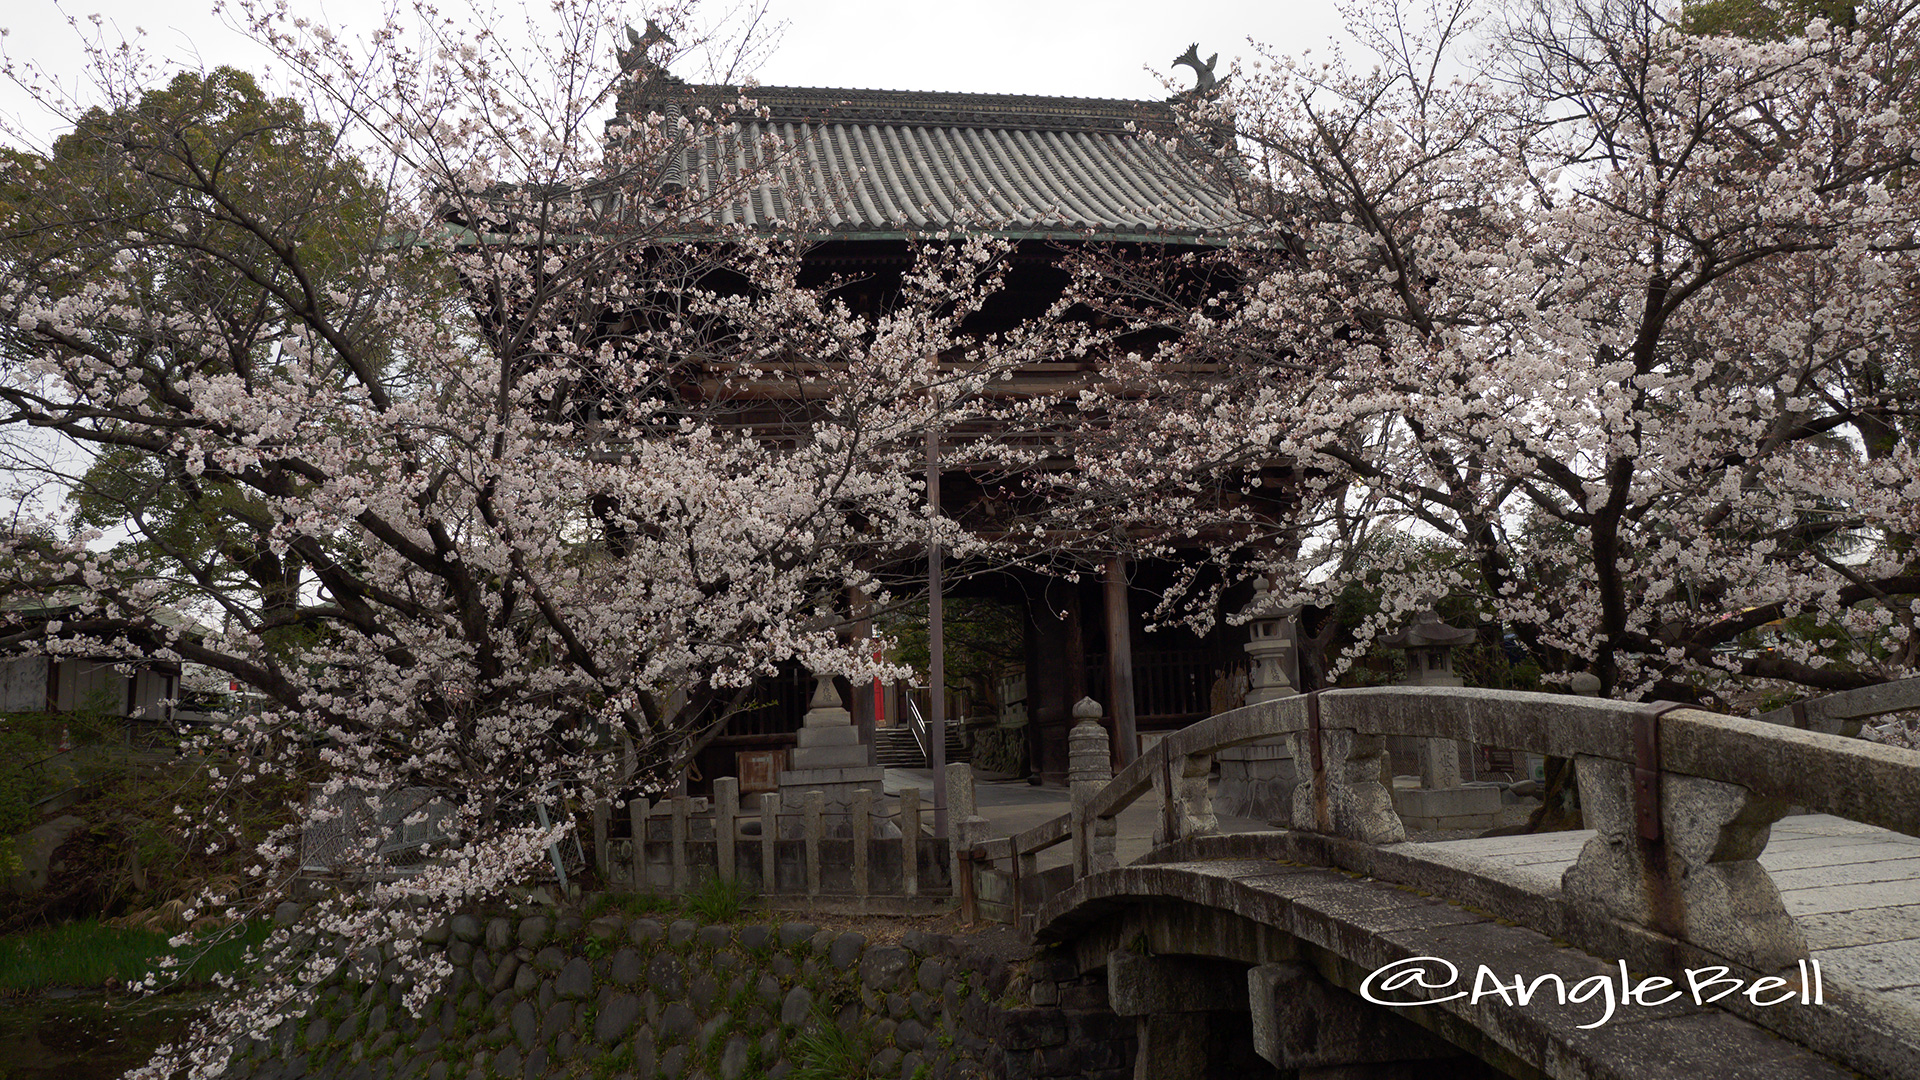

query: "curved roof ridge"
xmin=623 ymin=80 xmax=1178 ymax=135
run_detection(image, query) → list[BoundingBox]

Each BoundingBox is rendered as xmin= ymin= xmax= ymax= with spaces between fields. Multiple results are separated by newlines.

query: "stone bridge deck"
xmin=980 ymin=686 xmax=1920 ymax=1079
xmin=1423 ymin=814 xmax=1920 ymax=1016
xmin=1035 ymin=815 xmax=1920 ymax=1080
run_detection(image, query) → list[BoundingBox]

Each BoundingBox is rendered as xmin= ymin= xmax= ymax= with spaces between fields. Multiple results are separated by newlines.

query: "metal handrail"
xmin=905 ymin=694 xmax=933 ymax=766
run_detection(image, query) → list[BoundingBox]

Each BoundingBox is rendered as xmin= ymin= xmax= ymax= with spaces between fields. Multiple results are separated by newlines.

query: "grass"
xmin=584 ymin=875 xmax=763 ymax=925
xmin=787 ymin=1011 xmax=872 ymax=1080
xmin=0 ymin=919 xmax=270 ymax=993
xmin=585 ymin=890 xmax=678 ymax=918
xmin=683 ymin=875 xmax=759 ymax=923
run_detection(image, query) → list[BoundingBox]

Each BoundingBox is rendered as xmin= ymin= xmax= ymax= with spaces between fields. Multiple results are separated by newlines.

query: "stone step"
xmin=871 ymin=726 xmax=970 ymax=767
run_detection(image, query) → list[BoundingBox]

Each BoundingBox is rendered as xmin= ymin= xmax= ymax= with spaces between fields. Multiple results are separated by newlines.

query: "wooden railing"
xmin=971 ymin=686 xmax=1920 ymax=973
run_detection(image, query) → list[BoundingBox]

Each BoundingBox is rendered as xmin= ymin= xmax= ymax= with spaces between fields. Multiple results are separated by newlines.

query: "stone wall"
xmin=231 ymin=911 xmax=1130 ymax=1080
xmin=966 ymin=726 xmax=1027 ymax=779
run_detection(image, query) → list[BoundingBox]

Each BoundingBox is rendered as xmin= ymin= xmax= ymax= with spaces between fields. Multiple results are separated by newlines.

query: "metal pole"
xmin=929 ymin=426 xmax=948 ymax=840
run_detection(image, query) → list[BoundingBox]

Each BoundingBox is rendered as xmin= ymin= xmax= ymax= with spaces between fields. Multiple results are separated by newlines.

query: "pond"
xmin=0 ymin=991 xmax=207 ymax=1080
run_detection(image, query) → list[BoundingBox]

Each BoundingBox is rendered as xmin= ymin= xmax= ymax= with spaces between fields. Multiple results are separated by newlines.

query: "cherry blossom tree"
xmin=1098 ymin=0 xmax=1920 ymax=702
xmin=0 ymin=3 xmax=1116 ymax=1072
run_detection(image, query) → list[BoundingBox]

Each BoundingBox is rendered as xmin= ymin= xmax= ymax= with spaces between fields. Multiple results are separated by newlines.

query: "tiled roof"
xmin=621 ymin=81 xmax=1249 ymax=242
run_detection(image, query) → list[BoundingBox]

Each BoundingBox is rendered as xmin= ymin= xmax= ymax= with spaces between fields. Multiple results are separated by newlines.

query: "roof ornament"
xmin=1173 ymin=43 xmax=1220 ymax=93
xmin=618 ymin=18 xmax=675 ymax=74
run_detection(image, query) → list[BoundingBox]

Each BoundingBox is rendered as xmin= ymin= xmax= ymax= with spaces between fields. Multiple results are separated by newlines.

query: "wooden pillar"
xmin=1063 ymin=584 xmax=1088 ymax=706
xmin=1104 ymin=556 xmax=1138 ymax=768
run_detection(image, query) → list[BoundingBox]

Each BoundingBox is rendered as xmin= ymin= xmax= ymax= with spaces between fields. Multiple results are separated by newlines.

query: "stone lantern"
xmin=1380 ymin=610 xmax=1501 ymax=829
xmin=1242 ymin=577 xmax=1300 ymax=703
xmin=1215 ymin=577 xmax=1300 ymax=824
xmin=1378 ymin=609 xmax=1475 ymax=687
xmin=777 ymin=669 xmax=891 ymax=838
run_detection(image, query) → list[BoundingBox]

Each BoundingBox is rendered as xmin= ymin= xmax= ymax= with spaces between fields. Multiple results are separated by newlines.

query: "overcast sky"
xmin=2 ymin=0 xmax=1357 ymax=143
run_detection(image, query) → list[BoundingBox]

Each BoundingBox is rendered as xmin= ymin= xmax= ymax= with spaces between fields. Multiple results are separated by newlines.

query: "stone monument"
xmin=1215 ymin=578 xmax=1301 ymax=824
xmin=1380 ymin=611 xmax=1503 ymax=830
xmin=776 ymin=672 xmax=897 ymax=838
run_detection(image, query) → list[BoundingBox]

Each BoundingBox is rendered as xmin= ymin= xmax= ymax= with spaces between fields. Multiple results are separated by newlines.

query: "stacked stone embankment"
xmin=230 ymin=909 xmax=1132 ymax=1080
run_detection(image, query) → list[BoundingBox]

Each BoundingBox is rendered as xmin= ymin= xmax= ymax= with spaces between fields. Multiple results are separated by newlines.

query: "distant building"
xmin=0 ymin=598 xmax=199 ymax=722
xmin=0 ymin=652 xmax=179 ymax=720
xmin=472 ymin=46 xmax=1292 ymax=787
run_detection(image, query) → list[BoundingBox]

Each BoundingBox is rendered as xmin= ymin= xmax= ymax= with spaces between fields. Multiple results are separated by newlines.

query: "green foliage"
xmin=2 ymin=67 xmax=416 ymax=650
xmin=0 ymin=918 xmax=268 ymax=992
xmin=1680 ymin=0 xmax=1855 ymax=38
xmin=0 ymin=707 xmax=126 ymax=877
xmin=0 ymin=738 xmax=308 ymax=932
xmin=0 ymin=730 xmax=63 ymax=877
xmin=1454 ymin=644 xmax=1543 ymax=693
xmin=788 ymin=1011 xmax=875 ymax=1080
xmin=883 ymin=597 xmax=1024 ymax=712
xmin=585 ymin=890 xmax=677 ymax=918
xmin=683 ymin=874 xmax=759 ymax=923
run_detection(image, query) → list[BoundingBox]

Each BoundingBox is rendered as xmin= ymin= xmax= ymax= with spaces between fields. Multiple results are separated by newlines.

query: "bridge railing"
xmin=1751 ymin=673 xmax=1920 ymax=738
xmin=975 ymin=686 xmax=1920 ymax=971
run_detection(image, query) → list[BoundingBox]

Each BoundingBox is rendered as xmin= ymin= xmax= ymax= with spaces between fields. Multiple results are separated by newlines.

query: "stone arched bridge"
xmin=962 ymin=685 xmax=1920 ymax=1080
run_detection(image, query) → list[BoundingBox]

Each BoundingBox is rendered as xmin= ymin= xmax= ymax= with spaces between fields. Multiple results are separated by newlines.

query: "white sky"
xmin=1 ymin=0 xmax=1357 ymax=144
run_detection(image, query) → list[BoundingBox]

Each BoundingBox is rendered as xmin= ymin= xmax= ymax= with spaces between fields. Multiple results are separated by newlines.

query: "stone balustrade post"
xmin=669 ymin=795 xmax=689 ymax=892
xmin=1069 ymin=698 xmax=1118 ymax=877
xmin=852 ymin=787 xmax=873 ymax=899
xmin=713 ymin=778 xmax=738 ymax=882
xmin=1153 ymin=748 xmax=1219 ymax=846
xmin=946 ymin=762 xmax=990 ymax=887
xmin=803 ymin=790 xmax=824 ymax=897
xmin=899 ymin=786 xmax=920 ymax=898
xmin=630 ymin=796 xmax=652 ymax=891
xmin=592 ymin=796 xmax=611 ymax=874
xmin=1289 ymin=701 xmax=1405 ymax=845
xmin=757 ymin=792 xmax=777 ymax=894
xmin=1563 ymin=745 xmax=1807 ymax=971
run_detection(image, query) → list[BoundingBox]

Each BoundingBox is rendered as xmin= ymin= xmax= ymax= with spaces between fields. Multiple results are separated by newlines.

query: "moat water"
xmin=0 ymin=992 xmax=205 ymax=1079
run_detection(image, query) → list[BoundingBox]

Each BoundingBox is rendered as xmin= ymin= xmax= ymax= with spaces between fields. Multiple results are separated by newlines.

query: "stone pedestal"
xmin=778 ymin=674 xmax=893 ymax=838
xmin=1391 ymin=782 xmax=1504 ymax=830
